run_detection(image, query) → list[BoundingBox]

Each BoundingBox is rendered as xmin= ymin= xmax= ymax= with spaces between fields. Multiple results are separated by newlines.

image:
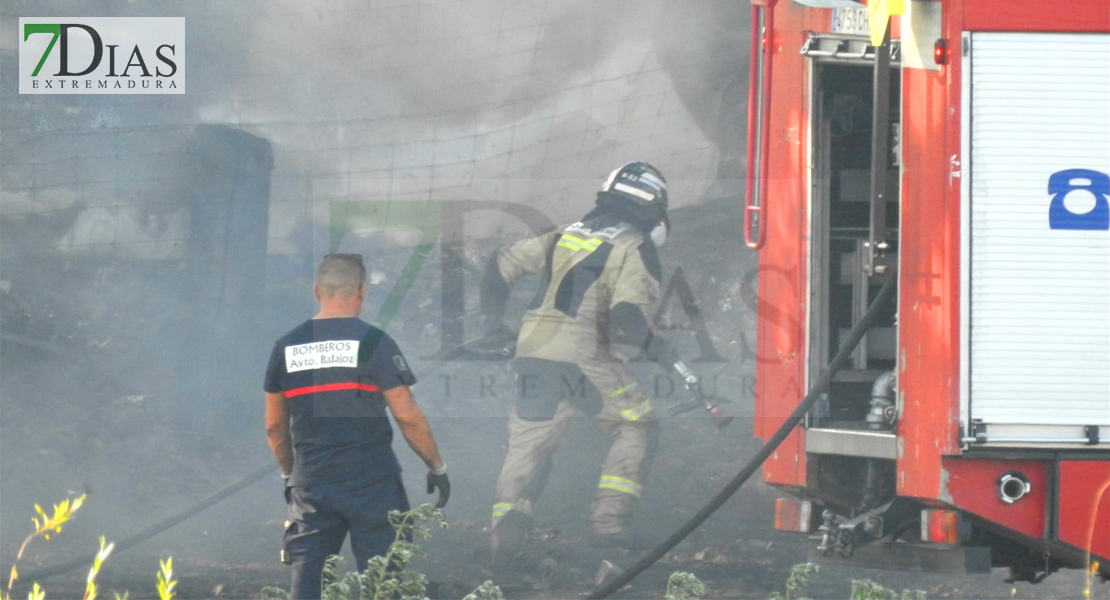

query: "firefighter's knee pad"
xmin=516 ymin=389 xmax=559 ymax=421
xmin=514 ymin=358 xmax=596 ymax=420
xmin=571 ymin=387 xmax=602 ymax=417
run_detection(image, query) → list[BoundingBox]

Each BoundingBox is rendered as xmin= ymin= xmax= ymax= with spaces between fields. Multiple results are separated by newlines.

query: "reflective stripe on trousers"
xmin=619 ymin=399 xmax=653 ymax=422
xmin=598 ymin=474 xmax=642 ymax=498
xmin=491 ymin=499 xmax=533 ymax=520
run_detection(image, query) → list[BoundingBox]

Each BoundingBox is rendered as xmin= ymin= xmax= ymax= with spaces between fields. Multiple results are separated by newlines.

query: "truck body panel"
xmin=752 ymin=0 xmax=1110 ymax=578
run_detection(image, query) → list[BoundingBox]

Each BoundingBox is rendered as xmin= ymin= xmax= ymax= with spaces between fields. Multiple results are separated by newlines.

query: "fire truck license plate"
xmin=831 ymin=7 xmax=869 ymax=36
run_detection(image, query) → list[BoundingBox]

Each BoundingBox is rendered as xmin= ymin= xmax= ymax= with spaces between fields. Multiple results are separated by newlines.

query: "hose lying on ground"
xmin=16 ymin=462 xmax=277 ymax=582
xmin=19 ymin=273 xmax=896 ymax=587
xmin=589 ymin=268 xmax=898 ymax=599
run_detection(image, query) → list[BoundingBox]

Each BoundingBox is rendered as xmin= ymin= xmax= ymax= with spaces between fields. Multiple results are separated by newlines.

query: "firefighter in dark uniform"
xmin=479 ymin=162 xmax=703 ymax=567
xmin=264 ymin=254 xmax=450 ymax=599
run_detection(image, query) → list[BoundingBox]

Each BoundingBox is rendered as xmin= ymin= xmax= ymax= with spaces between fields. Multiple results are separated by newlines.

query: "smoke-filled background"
xmin=0 ymin=1 xmax=1087 ymax=598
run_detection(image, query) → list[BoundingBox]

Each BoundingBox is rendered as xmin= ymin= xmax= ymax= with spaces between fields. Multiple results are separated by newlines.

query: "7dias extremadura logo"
xmin=19 ymin=17 xmax=184 ymax=94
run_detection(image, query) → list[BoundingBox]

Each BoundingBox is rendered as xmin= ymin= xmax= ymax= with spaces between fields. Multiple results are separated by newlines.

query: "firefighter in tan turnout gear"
xmin=479 ymin=162 xmax=703 ymax=569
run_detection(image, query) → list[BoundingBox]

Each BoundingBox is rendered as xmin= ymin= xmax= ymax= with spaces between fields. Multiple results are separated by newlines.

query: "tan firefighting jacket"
xmin=494 ymin=220 xmax=662 ymax=366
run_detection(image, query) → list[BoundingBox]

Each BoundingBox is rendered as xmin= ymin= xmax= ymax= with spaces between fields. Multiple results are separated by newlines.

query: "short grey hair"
xmin=316 ymin=253 xmax=366 ymax=298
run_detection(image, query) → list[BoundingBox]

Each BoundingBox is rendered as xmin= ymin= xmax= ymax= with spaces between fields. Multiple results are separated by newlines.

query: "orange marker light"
xmin=921 ymin=509 xmax=961 ymax=545
xmin=774 ymin=498 xmax=814 ymax=533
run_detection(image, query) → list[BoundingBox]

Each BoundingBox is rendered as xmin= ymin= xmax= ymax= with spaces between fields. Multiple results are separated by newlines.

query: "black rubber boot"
xmin=491 ymin=511 xmax=533 ymax=576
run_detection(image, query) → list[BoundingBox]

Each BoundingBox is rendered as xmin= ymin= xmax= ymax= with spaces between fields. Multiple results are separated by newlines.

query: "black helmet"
xmin=596 ymin=161 xmax=669 ymax=231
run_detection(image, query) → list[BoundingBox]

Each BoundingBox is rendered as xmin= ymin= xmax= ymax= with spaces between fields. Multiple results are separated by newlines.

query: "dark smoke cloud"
xmin=0 ymin=0 xmax=753 ymax=586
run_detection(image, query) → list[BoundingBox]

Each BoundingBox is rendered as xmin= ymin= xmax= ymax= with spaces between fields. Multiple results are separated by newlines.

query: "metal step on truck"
xmin=746 ymin=0 xmax=1110 ymax=584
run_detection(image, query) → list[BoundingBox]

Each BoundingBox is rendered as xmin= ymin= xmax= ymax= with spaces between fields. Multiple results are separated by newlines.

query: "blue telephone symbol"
xmin=1048 ymin=169 xmax=1110 ymax=231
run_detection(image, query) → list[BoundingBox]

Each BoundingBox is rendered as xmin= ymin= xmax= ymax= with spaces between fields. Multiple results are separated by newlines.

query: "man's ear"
xmin=357 ymin=283 xmax=366 ymax=302
xmin=313 ymin=284 xmax=322 ymax=303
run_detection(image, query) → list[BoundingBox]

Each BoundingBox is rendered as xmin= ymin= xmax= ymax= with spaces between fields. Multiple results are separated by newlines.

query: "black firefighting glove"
xmin=427 ymin=467 xmax=451 ymax=508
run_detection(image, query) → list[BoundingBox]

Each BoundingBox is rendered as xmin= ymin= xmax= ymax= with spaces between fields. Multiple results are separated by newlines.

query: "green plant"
xmin=460 ymin=580 xmax=504 ymax=600
xmin=1 ymin=494 xmax=164 ymax=600
xmin=261 ymin=505 xmax=512 ymax=600
xmin=83 ymin=536 xmax=115 ymax=600
xmin=7 ymin=494 xmax=87 ymax=594
xmin=848 ymin=579 xmax=926 ymax=600
xmin=357 ymin=504 xmax=445 ymax=600
xmin=769 ymin=562 xmax=819 ymax=600
xmin=156 ymin=558 xmax=176 ymax=600
xmin=263 ymin=503 xmax=458 ymax=600
xmin=261 ymin=585 xmax=291 ymax=600
xmin=665 ymin=571 xmax=707 ymax=600
xmin=260 ymin=504 xmax=715 ymax=600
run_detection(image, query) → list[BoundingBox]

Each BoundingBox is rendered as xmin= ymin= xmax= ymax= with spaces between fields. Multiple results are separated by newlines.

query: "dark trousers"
xmin=284 ymin=474 xmax=410 ymax=600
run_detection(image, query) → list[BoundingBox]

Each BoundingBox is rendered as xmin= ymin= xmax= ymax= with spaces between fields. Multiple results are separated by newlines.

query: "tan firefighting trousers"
xmin=491 ymin=359 xmax=658 ymax=535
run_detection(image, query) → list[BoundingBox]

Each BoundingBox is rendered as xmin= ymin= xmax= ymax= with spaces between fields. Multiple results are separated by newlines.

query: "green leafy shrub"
xmin=768 ymin=563 xmax=926 ymax=600
xmin=665 ymin=571 xmax=707 ymax=600
xmin=460 ymin=580 xmax=505 ymax=600
xmin=262 ymin=504 xmax=503 ymax=600
xmin=769 ymin=562 xmax=819 ymax=600
xmin=849 ymin=579 xmax=926 ymax=600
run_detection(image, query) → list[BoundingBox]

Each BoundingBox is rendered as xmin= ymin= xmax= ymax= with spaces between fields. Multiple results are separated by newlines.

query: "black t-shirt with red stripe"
xmin=264 ymin=317 xmax=416 ymax=486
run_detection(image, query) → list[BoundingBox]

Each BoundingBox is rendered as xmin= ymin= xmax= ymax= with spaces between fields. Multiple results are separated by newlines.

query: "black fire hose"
xmin=589 ymin=268 xmax=897 ymax=599
xmin=16 ymin=462 xmax=277 ymax=583
xmin=17 ymin=273 xmax=894 ymax=588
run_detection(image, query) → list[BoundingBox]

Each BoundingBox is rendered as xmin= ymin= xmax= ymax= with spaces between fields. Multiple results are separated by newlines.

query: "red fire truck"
xmin=747 ymin=0 xmax=1110 ymax=582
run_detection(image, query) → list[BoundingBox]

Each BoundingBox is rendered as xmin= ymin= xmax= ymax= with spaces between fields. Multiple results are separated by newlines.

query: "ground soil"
xmin=2 ymin=200 xmax=1104 ymax=599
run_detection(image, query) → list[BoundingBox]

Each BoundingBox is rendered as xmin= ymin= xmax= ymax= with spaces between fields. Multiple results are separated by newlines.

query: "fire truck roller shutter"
xmin=964 ymin=32 xmax=1110 ymax=448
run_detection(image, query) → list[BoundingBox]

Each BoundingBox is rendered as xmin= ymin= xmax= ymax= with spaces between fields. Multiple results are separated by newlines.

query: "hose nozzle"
xmin=670 ymin=361 xmax=732 ymax=428
xmin=705 ymin=397 xmax=735 ymax=429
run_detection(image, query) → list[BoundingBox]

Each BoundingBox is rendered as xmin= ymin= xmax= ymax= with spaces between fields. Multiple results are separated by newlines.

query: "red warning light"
xmin=934 ymin=38 xmax=948 ymax=65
